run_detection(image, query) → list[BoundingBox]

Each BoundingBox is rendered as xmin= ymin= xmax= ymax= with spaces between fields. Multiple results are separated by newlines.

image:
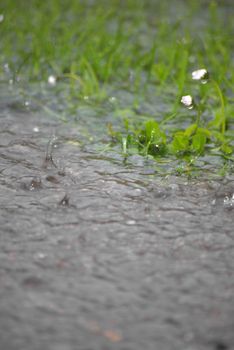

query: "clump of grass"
xmin=0 ymin=1 xmax=233 ymax=94
xmin=108 ymin=68 xmax=233 ymax=167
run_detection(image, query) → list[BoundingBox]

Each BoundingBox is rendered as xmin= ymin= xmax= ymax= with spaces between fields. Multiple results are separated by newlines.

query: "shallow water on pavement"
xmin=0 ymin=84 xmax=233 ymax=350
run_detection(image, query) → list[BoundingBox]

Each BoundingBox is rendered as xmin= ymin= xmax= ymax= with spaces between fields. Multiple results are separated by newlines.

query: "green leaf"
xmin=172 ymin=132 xmax=190 ymax=153
xmin=197 ymin=127 xmax=211 ymax=138
xmin=184 ymin=123 xmax=197 ymax=137
xmin=124 ymin=118 xmax=129 ymax=132
xmin=145 ymin=120 xmax=160 ymax=142
xmin=191 ymin=131 xmax=206 ymax=153
xmin=220 ymin=143 xmax=233 ymax=155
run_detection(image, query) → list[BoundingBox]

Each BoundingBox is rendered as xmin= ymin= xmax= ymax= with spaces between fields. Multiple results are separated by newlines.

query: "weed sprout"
xmin=191 ymin=68 xmax=226 ymax=134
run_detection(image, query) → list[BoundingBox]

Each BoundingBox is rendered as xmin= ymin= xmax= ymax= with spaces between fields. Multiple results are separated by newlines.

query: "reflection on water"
xmin=0 ymin=84 xmax=233 ymax=350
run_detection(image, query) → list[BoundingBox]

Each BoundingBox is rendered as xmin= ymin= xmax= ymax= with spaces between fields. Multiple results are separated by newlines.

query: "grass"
xmin=0 ymin=0 xmax=233 ymax=174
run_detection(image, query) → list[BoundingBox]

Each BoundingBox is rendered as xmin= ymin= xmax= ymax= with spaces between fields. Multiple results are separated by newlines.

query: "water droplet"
xmin=109 ymin=96 xmax=117 ymax=103
xmin=59 ymin=194 xmax=69 ymax=206
xmin=48 ymin=75 xmax=56 ymax=85
xmin=35 ymin=252 xmax=46 ymax=259
xmin=30 ymin=178 xmax=42 ymax=191
xmin=181 ymin=95 xmax=194 ymax=109
xmin=3 ymin=63 xmax=10 ymax=73
xmin=223 ymin=194 xmax=234 ymax=209
xmin=0 ymin=14 xmax=4 ymax=23
xmin=211 ymin=199 xmax=216 ymax=206
xmin=33 ymin=126 xmax=39 ymax=132
xmin=126 ymin=220 xmax=136 ymax=225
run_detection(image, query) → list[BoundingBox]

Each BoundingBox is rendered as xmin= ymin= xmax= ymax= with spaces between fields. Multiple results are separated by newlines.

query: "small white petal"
xmin=192 ymin=69 xmax=208 ymax=81
xmin=181 ymin=95 xmax=192 ymax=106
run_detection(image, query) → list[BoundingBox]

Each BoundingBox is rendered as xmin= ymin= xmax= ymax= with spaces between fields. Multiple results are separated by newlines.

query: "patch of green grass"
xmin=109 ymin=70 xmax=233 ymax=168
xmin=0 ymin=0 xmax=233 ymax=173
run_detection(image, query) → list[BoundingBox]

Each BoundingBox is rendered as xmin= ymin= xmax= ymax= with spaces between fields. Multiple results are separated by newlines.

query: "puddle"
xmin=0 ymin=82 xmax=233 ymax=350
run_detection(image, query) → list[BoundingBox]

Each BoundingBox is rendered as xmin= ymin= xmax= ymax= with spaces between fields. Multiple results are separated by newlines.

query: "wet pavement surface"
xmin=0 ymin=85 xmax=234 ymax=350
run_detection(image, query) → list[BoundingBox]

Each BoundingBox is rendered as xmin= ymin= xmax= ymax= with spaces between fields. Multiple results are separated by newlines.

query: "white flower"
xmin=192 ymin=68 xmax=209 ymax=81
xmin=181 ymin=95 xmax=194 ymax=109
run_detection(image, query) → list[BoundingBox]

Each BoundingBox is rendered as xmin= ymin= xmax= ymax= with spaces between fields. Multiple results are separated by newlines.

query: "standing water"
xmin=0 ymin=81 xmax=233 ymax=350
xmin=0 ymin=1 xmax=234 ymax=349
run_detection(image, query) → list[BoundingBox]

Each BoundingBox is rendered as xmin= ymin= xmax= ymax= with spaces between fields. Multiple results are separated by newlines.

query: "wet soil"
xmin=0 ymin=85 xmax=233 ymax=350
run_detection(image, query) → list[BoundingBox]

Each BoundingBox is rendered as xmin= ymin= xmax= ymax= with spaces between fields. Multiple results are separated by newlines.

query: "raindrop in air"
xmin=33 ymin=126 xmax=39 ymax=133
xmin=3 ymin=63 xmax=10 ymax=73
xmin=35 ymin=252 xmax=46 ymax=259
xmin=126 ymin=220 xmax=136 ymax=225
xmin=109 ymin=96 xmax=117 ymax=103
xmin=48 ymin=75 xmax=57 ymax=85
